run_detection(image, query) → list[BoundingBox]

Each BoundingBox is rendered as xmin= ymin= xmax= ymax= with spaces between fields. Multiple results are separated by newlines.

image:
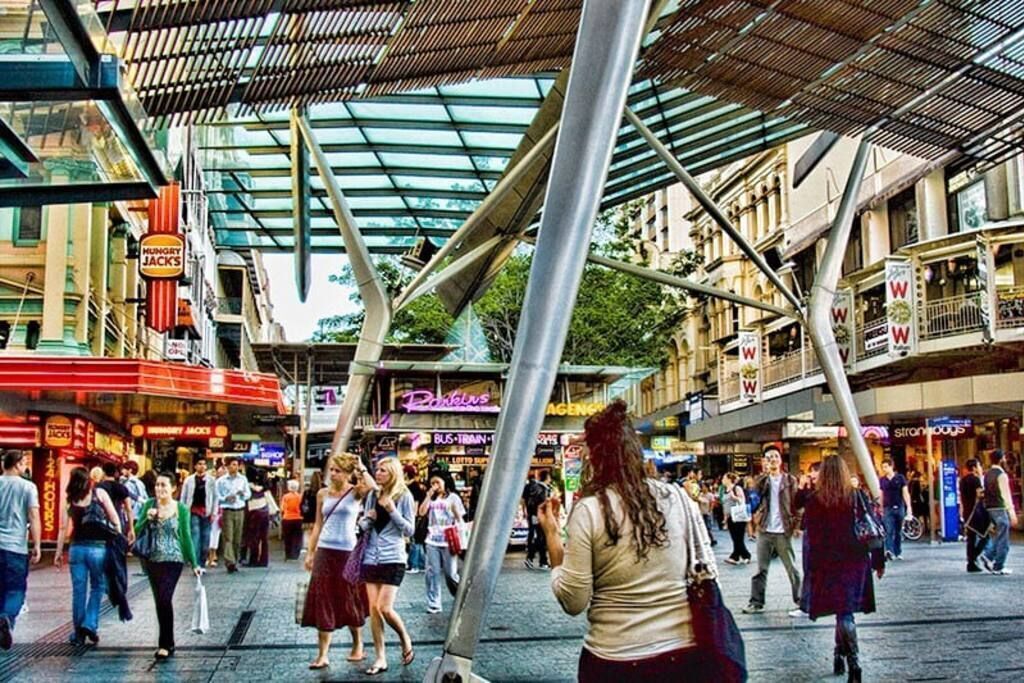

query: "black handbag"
xmin=132 ymin=520 xmax=156 ymax=560
xmin=81 ymin=498 xmax=120 ymax=541
xmin=688 ymin=577 xmax=747 ymax=682
xmin=853 ymin=490 xmax=885 ymax=550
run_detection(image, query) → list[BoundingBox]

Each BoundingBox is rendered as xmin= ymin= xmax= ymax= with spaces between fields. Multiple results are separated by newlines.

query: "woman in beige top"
xmin=539 ymin=400 xmax=713 ymax=682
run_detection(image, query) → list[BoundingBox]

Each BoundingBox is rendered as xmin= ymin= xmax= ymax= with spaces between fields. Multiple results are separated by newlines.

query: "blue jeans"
xmin=0 ymin=549 xmax=29 ymax=628
xmin=982 ymin=509 xmax=1011 ymax=571
xmin=883 ymin=506 xmax=904 ymax=557
xmin=190 ymin=514 xmax=212 ymax=562
xmin=424 ymin=544 xmax=458 ymax=611
xmin=407 ymin=542 xmax=425 ymax=571
xmin=69 ymin=543 xmax=107 ymax=635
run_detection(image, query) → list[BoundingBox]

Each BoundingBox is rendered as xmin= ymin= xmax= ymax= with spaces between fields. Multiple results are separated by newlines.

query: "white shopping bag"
xmin=191 ymin=575 xmax=209 ymax=634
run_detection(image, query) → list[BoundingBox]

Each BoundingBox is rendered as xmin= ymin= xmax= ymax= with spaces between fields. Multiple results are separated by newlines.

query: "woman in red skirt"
xmin=302 ymin=453 xmax=375 ymax=670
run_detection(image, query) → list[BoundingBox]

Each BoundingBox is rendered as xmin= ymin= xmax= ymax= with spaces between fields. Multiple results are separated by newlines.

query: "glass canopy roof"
xmin=200 ymin=75 xmax=810 ymax=253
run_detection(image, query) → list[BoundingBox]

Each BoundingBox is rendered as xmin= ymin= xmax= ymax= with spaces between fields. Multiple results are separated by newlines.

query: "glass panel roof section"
xmin=199 ymin=76 xmax=813 ymax=252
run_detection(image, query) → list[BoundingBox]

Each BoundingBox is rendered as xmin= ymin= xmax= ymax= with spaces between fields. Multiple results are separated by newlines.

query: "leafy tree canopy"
xmin=314 ymin=202 xmax=703 ymax=367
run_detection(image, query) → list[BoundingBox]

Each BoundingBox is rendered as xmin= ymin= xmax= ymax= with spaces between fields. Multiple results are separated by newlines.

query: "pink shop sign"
xmin=400 ymin=389 xmax=501 ymax=413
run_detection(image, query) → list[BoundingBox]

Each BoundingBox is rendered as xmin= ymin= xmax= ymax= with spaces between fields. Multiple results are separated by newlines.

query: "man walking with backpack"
xmin=523 ymin=470 xmax=552 ymax=569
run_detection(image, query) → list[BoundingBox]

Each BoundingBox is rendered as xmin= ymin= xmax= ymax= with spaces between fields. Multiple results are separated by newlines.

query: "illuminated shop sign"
xmin=400 ymin=389 xmax=499 ymax=413
xmin=44 ymin=415 xmax=73 ymax=448
xmin=545 ymin=402 xmax=604 ymax=417
xmin=433 ymin=432 xmax=493 ymax=447
xmin=139 ymin=233 xmax=186 ymax=279
xmin=891 ymin=418 xmax=973 ymax=443
xmin=130 ymin=423 xmax=229 ymax=440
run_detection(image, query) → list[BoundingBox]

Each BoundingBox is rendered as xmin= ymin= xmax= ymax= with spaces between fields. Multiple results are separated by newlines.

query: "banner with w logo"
xmin=738 ymin=331 xmax=761 ymax=402
xmin=885 ymin=257 xmax=914 ymax=357
xmin=830 ymin=289 xmax=854 ymax=368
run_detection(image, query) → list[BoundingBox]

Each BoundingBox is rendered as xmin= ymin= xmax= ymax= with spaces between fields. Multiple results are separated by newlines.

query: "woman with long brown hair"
xmin=537 ymin=400 xmax=714 ymax=681
xmin=301 ymin=454 xmax=375 ymax=670
xmin=802 ymin=455 xmax=885 ymax=683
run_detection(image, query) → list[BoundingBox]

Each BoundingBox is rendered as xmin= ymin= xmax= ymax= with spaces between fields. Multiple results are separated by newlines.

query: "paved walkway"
xmin=2 ymin=530 xmax=1022 ymax=682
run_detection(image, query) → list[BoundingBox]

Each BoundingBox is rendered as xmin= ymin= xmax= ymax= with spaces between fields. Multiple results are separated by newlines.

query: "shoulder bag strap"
xmin=322 ymin=486 xmax=353 ymax=524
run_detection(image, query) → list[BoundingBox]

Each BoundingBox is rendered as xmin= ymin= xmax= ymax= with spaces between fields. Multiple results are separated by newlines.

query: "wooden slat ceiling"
xmin=639 ymin=0 xmax=1024 ymax=170
xmin=93 ymin=0 xmax=1024 ymax=172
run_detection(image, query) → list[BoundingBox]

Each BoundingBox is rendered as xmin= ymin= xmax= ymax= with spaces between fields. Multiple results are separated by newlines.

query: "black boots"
xmin=833 ymin=652 xmax=846 ymax=675
xmin=846 ymin=655 xmax=862 ymax=683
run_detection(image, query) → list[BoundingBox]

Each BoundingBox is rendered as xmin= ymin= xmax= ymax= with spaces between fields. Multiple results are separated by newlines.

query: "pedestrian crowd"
xmin=0 ymin=431 xmax=1019 ymax=681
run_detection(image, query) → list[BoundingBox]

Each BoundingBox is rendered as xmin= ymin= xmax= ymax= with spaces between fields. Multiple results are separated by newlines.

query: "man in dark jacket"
xmin=959 ymin=459 xmax=984 ymax=573
xmin=522 ymin=472 xmax=551 ymax=569
xmin=743 ymin=445 xmax=802 ymax=615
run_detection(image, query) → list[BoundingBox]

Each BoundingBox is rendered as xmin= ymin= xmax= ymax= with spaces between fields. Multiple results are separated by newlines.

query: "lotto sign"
xmin=737 ymin=331 xmax=761 ymax=402
xmin=884 ymin=257 xmax=914 ymax=357
xmin=139 ymin=233 xmax=186 ymax=279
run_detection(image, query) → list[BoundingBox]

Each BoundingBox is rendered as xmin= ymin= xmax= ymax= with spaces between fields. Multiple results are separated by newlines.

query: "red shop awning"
xmin=0 ymin=357 xmax=286 ymax=414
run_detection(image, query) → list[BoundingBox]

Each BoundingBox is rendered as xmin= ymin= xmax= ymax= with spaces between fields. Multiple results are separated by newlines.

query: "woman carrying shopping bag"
xmin=418 ymin=472 xmax=465 ymax=614
xmin=134 ymin=473 xmax=202 ymax=661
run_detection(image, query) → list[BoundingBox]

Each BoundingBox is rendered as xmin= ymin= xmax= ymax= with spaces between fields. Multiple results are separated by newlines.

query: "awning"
xmin=0 ymin=357 xmax=285 ymax=413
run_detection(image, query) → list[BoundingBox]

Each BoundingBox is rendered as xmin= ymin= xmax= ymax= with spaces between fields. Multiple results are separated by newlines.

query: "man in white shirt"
xmin=216 ymin=458 xmax=250 ymax=573
xmin=181 ymin=456 xmax=218 ymax=569
xmin=743 ymin=446 xmax=803 ymax=615
xmin=0 ymin=450 xmax=41 ymax=650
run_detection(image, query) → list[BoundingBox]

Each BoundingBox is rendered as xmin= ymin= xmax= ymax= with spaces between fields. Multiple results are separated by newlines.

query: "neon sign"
xmin=400 ymin=390 xmax=500 ymax=413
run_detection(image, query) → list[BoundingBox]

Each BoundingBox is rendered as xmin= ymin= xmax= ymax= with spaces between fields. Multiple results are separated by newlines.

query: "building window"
xmin=792 ymin=246 xmax=817 ymax=294
xmin=888 ymin=187 xmax=918 ymax=249
xmin=955 ymin=181 xmax=987 ymax=232
xmin=13 ymin=206 xmax=43 ymax=245
xmin=25 ymin=321 xmax=40 ymax=350
xmin=842 ymin=215 xmax=863 ymax=275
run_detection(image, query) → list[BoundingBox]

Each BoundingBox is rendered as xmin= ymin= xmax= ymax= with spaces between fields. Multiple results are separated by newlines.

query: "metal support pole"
xmin=623 ymin=107 xmax=804 ymax=312
xmin=425 ymin=2 xmax=649 ymax=681
xmin=517 ymin=235 xmax=799 ymax=320
xmin=299 ymin=351 xmax=313 ymax=482
xmin=394 ymin=123 xmax=559 ymax=311
xmin=296 ymin=116 xmax=392 ymax=457
xmin=396 ymin=236 xmax=507 ymax=312
xmin=291 ymin=106 xmax=312 ymax=302
xmin=806 ymin=139 xmax=879 ymax=499
xmin=927 ymin=427 xmax=936 ymax=544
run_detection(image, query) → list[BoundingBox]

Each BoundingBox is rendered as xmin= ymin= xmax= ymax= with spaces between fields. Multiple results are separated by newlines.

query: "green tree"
xmin=315 ymin=203 xmax=702 ymax=368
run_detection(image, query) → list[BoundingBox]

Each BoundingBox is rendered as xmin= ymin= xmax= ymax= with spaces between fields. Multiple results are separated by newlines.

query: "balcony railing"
xmin=922 ymin=292 xmax=984 ymax=340
xmin=720 ymin=375 xmax=740 ymax=404
xmin=997 ymin=286 xmax=1024 ymax=329
xmin=856 ymin=318 xmax=888 ymax=360
xmin=217 ymin=297 xmax=243 ymax=315
xmin=763 ymin=349 xmax=803 ymax=390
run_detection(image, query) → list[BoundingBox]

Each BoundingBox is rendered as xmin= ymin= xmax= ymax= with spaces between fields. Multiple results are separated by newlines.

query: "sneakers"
xmin=724 ymin=557 xmax=740 ymax=565
xmin=978 ymin=555 xmax=994 ymax=573
xmin=0 ymin=615 xmax=11 ymax=651
xmin=787 ymin=608 xmax=808 ymax=618
xmin=426 ymin=606 xmax=442 ymax=614
xmin=742 ymin=558 xmax=751 ymax=564
xmin=894 ymin=554 xmax=904 ymax=561
xmin=741 ymin=603 xmax=764 ymax=614
xmin=407 ymin=568 xmax=421 ymax=574
xmin=994 ymin=568 xmax=1013 ymax=576
xmin=884 ymin=550 xmax=894 ymax=561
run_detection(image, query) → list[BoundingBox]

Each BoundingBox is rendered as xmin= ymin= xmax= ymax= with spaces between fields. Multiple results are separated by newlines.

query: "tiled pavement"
xmin=3 ymin=530 xmax=1023 ymax=682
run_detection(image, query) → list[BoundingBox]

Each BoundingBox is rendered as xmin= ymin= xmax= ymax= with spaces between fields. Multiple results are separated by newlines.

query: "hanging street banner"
xmin=831 ymin=289 xmax=855 ymax=368
xmin=737 ymin=331 xmax=761 ymax=402
xmin=976 ymin=234 xmax=996 ymax=343
xmin=885 ymin=257 xmax=914 ymax=357
xmin=143 ymin=183 xmax=183 ymax=333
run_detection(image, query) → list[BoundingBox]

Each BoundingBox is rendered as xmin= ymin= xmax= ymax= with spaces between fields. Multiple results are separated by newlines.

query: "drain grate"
xmin=227 ymin=610 xmax=256 ymax=647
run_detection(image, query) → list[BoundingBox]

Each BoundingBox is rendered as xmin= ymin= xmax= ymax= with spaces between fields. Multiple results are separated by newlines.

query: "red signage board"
xmin=144 ymin=183 xmax=182 ymax=332
xmin=130 ymin=423 xmax=230 ymax=440
xmin=33 ymin=450 xmax=61 ymax=543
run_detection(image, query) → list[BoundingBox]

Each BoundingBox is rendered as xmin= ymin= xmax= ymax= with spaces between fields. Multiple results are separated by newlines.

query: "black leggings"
xmin=727 ymin=521 xmax=751 ymax=560
xmin=146 ymin=561 xmax=183 ymax=650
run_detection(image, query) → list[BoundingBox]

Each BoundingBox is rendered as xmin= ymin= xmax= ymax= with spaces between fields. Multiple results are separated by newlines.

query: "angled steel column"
xmin=394 ymin=122 xmax=559 ymax=311
xmin=515 ymin=234 xmax=797 ymax=319
xmin=291 ymin=106 xmax=312 ymax=301
xmin=425 ymin=1 xmax=649 ymax=681
xmin=396 ymin=236 xmax=507 ymax=312
xmin=296 ymin=116 xmax=391 ymax=457
xmin=806 ymin=139 xmax=879 ymax=498
xmin=623 ymin=107 xmax=804 ymax=312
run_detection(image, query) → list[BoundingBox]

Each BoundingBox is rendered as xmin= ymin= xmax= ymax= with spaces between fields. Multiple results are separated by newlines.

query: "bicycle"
xmin=902 ymin=516 xmax=923 ymax=541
